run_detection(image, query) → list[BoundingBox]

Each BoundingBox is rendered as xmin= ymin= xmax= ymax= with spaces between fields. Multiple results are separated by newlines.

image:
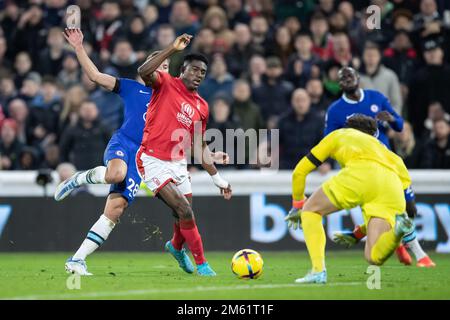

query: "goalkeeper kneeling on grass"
xmin=285 ymin=114 xmax=416 ymax=284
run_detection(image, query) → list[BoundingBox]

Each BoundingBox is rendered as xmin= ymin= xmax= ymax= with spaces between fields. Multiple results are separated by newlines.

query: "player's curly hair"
xmin=345 ymin=114 xmax=378 ymax=136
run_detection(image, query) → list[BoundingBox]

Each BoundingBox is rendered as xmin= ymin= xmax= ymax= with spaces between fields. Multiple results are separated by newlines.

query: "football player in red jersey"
xmin=136 ymin=34 xmax=232 ymax=276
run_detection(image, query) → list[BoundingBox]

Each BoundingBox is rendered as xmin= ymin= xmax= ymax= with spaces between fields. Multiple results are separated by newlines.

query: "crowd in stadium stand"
xmin=0 ymin=0 xmax=450 ymax=172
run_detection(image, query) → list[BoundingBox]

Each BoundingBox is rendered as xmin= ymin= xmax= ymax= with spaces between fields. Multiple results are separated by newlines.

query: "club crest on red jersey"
xmin=177 ymin=102 xmax=195 ymax=127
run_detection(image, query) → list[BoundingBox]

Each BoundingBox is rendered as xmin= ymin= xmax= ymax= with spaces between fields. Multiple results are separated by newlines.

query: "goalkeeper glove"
xmin=285 ymin=198 xmax=307 ymax=230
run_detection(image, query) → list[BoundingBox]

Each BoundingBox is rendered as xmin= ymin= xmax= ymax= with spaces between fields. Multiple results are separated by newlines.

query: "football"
xmin=231 ymin=249 xmax=264 ymax=279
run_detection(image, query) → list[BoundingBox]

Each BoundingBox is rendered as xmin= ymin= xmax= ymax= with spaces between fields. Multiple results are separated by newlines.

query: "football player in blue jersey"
xmin=326 ymin=67 xmax=435 ymax=267
xmin=324 ymin=66 xmax=403 ymax=148
xmin=54 ymin=29 xmax=228 ymax=275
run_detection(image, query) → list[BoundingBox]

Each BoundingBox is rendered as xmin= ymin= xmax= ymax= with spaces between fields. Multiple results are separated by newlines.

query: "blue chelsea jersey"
xmin=324 ymin=89 xmax=404 ymax=149
xmin=113 ymin=78 xmax=152 ymax=145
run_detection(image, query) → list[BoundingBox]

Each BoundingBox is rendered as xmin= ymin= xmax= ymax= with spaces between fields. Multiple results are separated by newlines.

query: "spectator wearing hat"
xmin=360 ymin=42 xmax=404 ymax=114
xmin=408 ymin=36 xmax=450 ymax=136
xmin=199 ymin=54 xmax=235 ymax=104
xmin=0 ymin=119 xmax=24 ymax=170
xmin=420 ymin=118 xmax=450 ymax=168
xmin=57 ymin=53 xmax=81 ymax=89
xmin=252 ymin=56 xmax=294 ymax=129
xmin=277 ymin=88 xmax=323 ymax=169
xmin=59 ymin=100 xmax=111 ymax=170
xmin=202 ymin=6 xmax=235 ymax=53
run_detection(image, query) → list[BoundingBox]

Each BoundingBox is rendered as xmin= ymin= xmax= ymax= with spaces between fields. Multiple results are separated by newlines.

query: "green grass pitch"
xmin=0 ymin=251 xmax=449 ymax=300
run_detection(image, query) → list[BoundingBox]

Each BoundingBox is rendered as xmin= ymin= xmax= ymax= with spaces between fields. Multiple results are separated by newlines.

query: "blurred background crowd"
xmin=0 ymin=0 xmax=450 ymax=174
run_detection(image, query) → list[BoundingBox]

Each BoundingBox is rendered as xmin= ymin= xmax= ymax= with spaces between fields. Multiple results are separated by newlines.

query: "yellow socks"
xmin=301 ymin=211 xmax=326 ymax=272
xmin=370 ymin=229 xmax=402 ymax=265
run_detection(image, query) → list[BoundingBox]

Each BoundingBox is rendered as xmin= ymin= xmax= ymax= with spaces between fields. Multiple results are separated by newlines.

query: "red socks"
xmin=179 ymin=219 xmax=206 ymax=265
xmin=171 ymin=222 xmax=185 ymax=251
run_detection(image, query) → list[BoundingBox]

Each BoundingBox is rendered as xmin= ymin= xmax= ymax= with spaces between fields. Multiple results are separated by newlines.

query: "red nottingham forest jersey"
xmin=139 ymin=71 xmax=209 ymax=161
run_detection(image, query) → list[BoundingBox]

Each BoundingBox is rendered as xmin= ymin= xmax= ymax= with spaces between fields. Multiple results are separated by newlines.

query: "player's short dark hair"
xmin=183 ymin=53 xmax=209 ymax=67
xmin=345 ymin=114 xmax=378 ymax=136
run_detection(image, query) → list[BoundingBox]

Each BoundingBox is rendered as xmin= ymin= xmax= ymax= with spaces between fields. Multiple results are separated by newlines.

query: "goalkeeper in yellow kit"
xmin=285 ymin=114 xmax=415 ymax=284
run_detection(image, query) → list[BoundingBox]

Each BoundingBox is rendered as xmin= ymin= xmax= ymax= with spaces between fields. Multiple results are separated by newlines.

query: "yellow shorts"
xmin=322 ymin=161 xmax=405 ymax=228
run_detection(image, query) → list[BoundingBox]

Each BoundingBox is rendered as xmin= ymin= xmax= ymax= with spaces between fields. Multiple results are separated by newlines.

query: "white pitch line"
xmin=3 ymin=282 xmax=363 ymax=300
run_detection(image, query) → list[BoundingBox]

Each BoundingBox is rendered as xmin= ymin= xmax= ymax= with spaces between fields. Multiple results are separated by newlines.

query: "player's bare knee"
xmin=303 ymin=201 xmax=325 ymax=216
xmin=105 ymin=168 xmax=126 ymax=184
xmin=176 ymin=201 xmax=193 ymax=221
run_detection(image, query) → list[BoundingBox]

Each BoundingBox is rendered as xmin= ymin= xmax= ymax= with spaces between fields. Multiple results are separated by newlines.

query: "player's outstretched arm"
xmin=63 ymin=28 xmax=116 ymax=91
xmin=138 ymin=33 xmax=192 ymax=86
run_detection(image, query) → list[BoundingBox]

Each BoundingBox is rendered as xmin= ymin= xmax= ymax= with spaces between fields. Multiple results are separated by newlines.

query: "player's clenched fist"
xmin=172 ymin=33 xmax=192 ymax=51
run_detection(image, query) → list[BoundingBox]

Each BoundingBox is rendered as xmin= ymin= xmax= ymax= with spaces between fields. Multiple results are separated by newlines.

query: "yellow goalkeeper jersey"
xmin=292 ymin=128 xmax=411 ymax=201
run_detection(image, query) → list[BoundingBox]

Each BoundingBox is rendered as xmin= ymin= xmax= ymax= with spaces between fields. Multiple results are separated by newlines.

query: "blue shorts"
xmin=103 ymin=132 xmax=141 ymax=203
